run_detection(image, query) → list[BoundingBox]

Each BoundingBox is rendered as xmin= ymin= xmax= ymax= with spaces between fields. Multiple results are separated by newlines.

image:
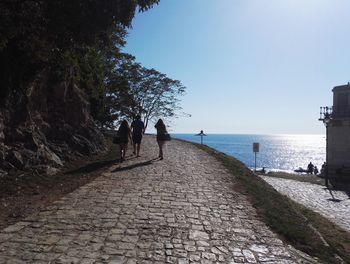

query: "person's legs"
xmin=133 ymin=135 xmax=142 ymax=157
xmin=119 ymin=144 xmax=124 ymax=162
xmin=123 ymin=143 xmax=128 ymax=160
xmin=157 ymin=140 xmax=164 ymax=159
xmin=132 ymin=135 xmax=136 ymax=154
xmin=120 ymin=143 xmax=127 ymax=161
xmin=136 ymin=144 xmax=141 ymax=157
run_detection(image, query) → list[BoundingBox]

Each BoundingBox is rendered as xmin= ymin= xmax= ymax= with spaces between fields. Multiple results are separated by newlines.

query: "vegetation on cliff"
xmin=0 ymin=0 xmax=185 ymax=174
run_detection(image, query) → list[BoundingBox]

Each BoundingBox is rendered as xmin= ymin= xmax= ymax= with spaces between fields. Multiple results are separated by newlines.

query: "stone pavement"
xmin=0 ymin=136 xmax=318 ymax=263
xmin=260 ymin=176 xmax=350 ymax=232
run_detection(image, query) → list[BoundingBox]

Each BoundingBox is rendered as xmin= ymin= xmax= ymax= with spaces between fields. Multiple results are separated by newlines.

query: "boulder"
xmin=70 ymin=135 xmax=95 ymax=155
xmin=0 ymin=131 xmax=5 ymax=142
xmin=0 ymin=70 xmax=106 ymax=175
xmin=0 ymin=160 xmax=15 ymax=171
xmin=6 ymin=150 xmax=24 ymax=169
xmin=32 ymin=165 xmax=59 ymax=175
xmin=48 ymin=141 xmax=70 ymax=160
xmin=20 ymin=149 xmax=38 ymax=168
xmin=0 ymin=144 xmax=5 ymax=162
xmin=0 ymin=169 xmax=7 ymax=177
xmin=37 ymin=145 xmax=63 ymax=167
xmin=0 ymin=114 xmax=4 ymax=142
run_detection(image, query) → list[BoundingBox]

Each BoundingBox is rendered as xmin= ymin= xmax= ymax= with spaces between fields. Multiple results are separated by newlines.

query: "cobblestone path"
xmin=260 ymin=176 xmax=350 ymax=232
xmin=0 ymin=137 xmax=317 ymax=263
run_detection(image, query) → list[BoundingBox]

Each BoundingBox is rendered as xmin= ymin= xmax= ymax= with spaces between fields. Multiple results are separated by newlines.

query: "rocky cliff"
xmin=0 ymin=71 xmax=106 ymax=176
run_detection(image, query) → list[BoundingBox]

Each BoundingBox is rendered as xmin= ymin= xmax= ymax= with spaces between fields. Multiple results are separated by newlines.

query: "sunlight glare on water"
xmin=173 ymin=134 xmax=325 ymax=173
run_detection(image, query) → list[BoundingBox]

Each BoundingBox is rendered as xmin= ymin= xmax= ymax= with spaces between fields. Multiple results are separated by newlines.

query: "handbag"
xmin=163 ymin=133 xmax=171 ymax=141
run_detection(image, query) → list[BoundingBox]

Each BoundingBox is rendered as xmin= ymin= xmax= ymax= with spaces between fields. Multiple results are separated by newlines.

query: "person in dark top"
xmin=131 ymin=115 xmax=145 ymax=157
xmin=117 ymin=120 xmax=132 ymax=162
xmin=155 ymin=119 xmax=168 ymax=160
xmin=307 ymin=162 xmax=314 ymax=174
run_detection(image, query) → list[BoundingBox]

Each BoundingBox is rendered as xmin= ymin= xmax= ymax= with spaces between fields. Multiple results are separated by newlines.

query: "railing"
xmin=319 ymin=106 xmax=350 ymax=120
xmin=319 ymin=106 xmax=332 ymax=121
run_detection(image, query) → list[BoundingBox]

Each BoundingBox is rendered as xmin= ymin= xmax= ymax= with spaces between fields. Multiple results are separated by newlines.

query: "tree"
xmin=104 ymin=54 xmax=186 ymax=130
xmin=0 ymin=0 xmax=166 ymax=172
xmin=0 ymin=0 xmax=159 ymax=103
xmin=0 ymin=0 xmax=185 ymax=132
xmin=134 ymin=67 xmax=186 ymax=130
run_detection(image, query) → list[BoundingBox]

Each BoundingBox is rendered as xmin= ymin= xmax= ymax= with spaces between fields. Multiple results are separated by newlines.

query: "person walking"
xmin=117 ymin=120 xmax=132 ymax=162
xmin=131 ymin=115 xmax=145 ymax=157
xmin=155 ymin=119 xmax=169 ymax=160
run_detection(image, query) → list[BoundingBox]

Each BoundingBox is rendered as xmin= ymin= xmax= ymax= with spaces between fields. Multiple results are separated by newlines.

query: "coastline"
xmin=172 ymin=133 xmax=326 ymax=176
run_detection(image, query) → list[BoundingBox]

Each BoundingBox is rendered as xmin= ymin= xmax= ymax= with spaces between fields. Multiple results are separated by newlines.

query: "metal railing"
xmin=319 ymin=106 xmax=350 ymax=120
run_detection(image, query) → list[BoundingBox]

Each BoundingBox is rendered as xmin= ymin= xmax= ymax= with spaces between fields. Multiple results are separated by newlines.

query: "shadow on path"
xmin=327 ymin=182 xmax=350 ymax=199
xmin=343 ymin=189 xmax=350 ymax=199
xmin=65 ymin=159 xmax=119 ymax=175
xmin=324 ymin=187 xmax=344 ymax=202
xmin=112 ymin=158 xmax=159 ymax=172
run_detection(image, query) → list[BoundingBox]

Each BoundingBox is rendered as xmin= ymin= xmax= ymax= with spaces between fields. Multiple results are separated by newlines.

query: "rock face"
xmin=0 ymin=71 xmax=106 ymax=176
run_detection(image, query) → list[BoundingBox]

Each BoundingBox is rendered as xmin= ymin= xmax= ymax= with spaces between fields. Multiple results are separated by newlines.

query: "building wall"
xmin=328 ymin=120 xmax=350 ymax=181
xmin=333 ymin=84 xmax=350 ymax=107
xmin=333 ymin=91 xmax=350 ymax=106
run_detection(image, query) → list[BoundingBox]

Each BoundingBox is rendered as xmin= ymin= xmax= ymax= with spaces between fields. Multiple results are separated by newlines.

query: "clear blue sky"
xmin=123 ymin=0 xmax=350 ymax=134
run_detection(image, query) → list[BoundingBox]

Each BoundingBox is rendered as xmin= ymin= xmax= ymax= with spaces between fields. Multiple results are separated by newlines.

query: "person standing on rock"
xmin=117 ymin=120 xmax=132 ymax=162
xmin=131 ymin=115 xmax=145 ymax=157
xmin=155 ymin=119 xmax=170 ymax=160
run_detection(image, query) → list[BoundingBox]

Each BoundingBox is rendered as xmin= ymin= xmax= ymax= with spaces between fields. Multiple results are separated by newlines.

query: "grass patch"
xmin=195 ymin=143 xmax=350 ymax=264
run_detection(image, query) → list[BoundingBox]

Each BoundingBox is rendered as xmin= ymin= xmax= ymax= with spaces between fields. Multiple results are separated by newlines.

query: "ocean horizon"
xmin=172 ymin=133 xmax=326 ymax=173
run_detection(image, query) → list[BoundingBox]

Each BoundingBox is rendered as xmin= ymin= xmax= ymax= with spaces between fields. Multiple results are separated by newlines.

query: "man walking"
xmin=131 ymin=115 xmax=145 ymax=157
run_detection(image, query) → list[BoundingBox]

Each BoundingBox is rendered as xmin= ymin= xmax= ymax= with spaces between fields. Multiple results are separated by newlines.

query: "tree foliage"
xmin=103 ymin=54 xmax=186 ymax=130
xmin=1 ymin=0 xmax=186 ymax=132
xmin=0 ymin=0 xmax=159 ymax=101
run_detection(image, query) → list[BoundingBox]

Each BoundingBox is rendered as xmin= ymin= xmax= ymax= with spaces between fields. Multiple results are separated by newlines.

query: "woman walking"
xmin=155 ymin=119 xmax=169 ymax=160
xmin=117 ymin=120 xmax=132 ymax=162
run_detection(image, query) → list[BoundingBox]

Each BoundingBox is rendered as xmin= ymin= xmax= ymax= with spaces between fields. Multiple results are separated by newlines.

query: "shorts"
xmin=132 ymin=134 xmax=142 ymax=144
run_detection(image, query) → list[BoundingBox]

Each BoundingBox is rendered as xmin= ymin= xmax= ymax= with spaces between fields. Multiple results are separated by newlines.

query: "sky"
xmin=123 ymin=0 xmax=350 ymax=134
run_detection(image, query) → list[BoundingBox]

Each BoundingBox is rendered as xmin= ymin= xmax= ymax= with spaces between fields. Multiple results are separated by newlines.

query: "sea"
xmin=172 ymin=134 xmax=326 ymax=173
